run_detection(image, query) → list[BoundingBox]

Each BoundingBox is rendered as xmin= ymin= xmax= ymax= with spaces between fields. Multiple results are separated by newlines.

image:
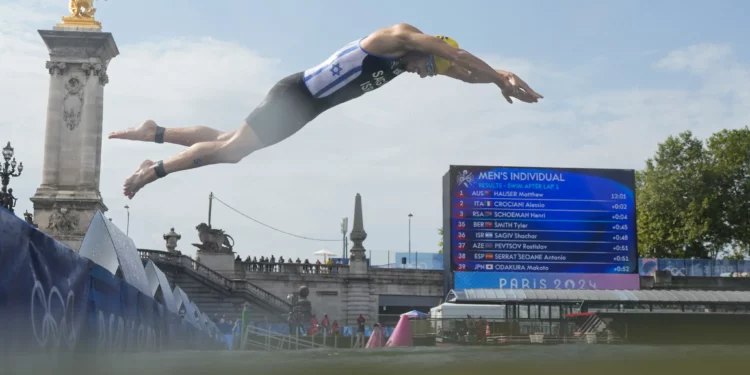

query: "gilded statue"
xmin=69 ymin=0 xmax=97 ymax=18
xmin=59 ymin=0 xmax=102 ymax=28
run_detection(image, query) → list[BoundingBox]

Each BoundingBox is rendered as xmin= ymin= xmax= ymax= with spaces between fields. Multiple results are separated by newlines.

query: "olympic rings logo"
xmin=661 ymin=266 xmax=686 ymax=276
xmin=96 ymin=309 xmax=157 ymax=351
xmin=98 ymin=309 xmax=125 ymax=350
xmin=28 ymin=278 xmax=161 ymax=352
xmin=30 ymin=280 xmax=77 ymax=349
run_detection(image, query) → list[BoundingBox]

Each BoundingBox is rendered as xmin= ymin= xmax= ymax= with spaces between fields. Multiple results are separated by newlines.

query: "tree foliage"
xmin=637 ymin=127 xmax=750 ymax=259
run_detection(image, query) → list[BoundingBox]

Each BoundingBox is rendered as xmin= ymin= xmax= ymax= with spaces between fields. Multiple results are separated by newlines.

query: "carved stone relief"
xmin=82 ymin=62 xmax=109 ymax=86
xmin=47 ymin=205 xmax=80 ymax=234
xmin=62 ymin=76 xmax=84 ymax=131
xmin=81 ymin=62 xmax=103 ymax=76
xmin=45 ymin=61 xmax=67 ymax=76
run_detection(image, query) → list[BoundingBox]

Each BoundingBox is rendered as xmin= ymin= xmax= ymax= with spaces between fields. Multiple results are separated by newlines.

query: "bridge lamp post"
xmin=341 ymin=217 xmax=348 ymax=259
xmin=408 ymin=213 xmax=413 ymax=255
xmin=1 ymin=142 xmax=23 ymax=213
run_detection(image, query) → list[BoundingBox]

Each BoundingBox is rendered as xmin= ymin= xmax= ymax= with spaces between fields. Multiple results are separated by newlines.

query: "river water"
xmin=5 ymin=345 xmax=748 ymax=375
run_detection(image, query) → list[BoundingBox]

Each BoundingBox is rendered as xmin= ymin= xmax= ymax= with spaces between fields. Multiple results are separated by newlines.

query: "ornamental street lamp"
xmin=0 ymin=142 xmax=23 ymax=213
xmin=124 ymin=205 xmax=130 ymax=235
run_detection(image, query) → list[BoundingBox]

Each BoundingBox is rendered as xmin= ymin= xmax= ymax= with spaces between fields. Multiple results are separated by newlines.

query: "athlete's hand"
xmin=496 ymin=70 xmax=543 ymax=104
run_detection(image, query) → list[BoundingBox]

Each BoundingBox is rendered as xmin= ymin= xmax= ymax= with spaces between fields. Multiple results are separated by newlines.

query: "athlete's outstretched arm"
xmin=391 ymin=26 xmax=543 ymax=103
xmin=440 ymin=65 xmax=492 ymax=84
xmin=441 ymin=65 xmax=541 ymax=99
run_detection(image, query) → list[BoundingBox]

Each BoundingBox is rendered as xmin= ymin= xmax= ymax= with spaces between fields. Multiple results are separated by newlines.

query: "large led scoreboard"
xmin=442 ymin=165 xmax=640 ymax=292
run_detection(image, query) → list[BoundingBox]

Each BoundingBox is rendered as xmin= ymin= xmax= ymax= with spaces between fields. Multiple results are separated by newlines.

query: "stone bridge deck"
xmin=236 ymin=262 xmax=444 ymax=324
xmin=139 ymin=249 xmax=445 ymax=324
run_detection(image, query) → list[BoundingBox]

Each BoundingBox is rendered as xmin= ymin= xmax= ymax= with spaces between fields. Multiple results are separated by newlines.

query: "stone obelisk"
xmin=348 ymin=193 xmax=369 ymax=274
xmin=30 ymin=1 xmax=119 ymax=251
xmin=342 ymin=193 xmax=373 ymax=324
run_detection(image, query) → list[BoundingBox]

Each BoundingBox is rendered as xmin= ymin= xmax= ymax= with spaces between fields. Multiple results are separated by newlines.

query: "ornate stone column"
xmin=40 ymin=61 xmax=67 ymax=187
xmin=30 ymin=22 xmax=119 ymax=251
xmin=79 ymin=62 xmax=108 ymax=189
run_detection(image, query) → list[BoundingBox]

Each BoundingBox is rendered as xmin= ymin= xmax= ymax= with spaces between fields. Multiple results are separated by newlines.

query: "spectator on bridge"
xmin=331 ymin=320 xmax=340 ymax=336
xmin=321 ymin=314 xmax=330 ymax=336
xmin=270 ymin=255 xmax=276 ymax=272
xmin=310 ymin=314 xmax=318 ymax=335
xmin=327 ymin=258 xmax=336 ymax=275
xmin=279 ymin=256 xmax=285 ymax=272
xmin=304 ymin=258 xmax=312 ymax=273
xmin=356 ymin=314 xmax=366 ymax=347
xmin=287 ymin=312 xmax=296 ymax=336
xmin=315 ymin=259 xmax=322 ymax=274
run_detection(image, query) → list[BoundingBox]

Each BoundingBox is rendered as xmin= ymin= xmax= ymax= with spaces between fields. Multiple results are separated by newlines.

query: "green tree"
xmin=706 ymin=126 xmax=750 ymax=256
xmin=637 ymin=127 xmax=750 ymax=259
xmin=438 ymin=227 xmax=443 ymax=254
xmin=637 ymin=131 xmax=720 ymax=258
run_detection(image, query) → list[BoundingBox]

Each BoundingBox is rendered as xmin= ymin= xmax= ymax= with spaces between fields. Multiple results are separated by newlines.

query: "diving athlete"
xmin=110 ymin=23 xmax=543 ymax=199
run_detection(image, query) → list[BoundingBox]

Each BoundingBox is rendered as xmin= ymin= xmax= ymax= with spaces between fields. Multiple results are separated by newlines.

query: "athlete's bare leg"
xmin=109 ymin=120 xmax=237 ymax=147
xmin=122 ymin=121 xmax=261 ymax=199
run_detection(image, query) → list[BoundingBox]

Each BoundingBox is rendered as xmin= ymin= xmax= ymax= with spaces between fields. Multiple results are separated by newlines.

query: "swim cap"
xmin=434 ymin=35 xmax=459 ymax=74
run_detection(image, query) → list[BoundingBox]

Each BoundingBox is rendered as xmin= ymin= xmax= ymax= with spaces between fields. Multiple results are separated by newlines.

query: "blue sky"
xmin=92 ymin=0 xmax=748 ymax=88
xmin=1 ymin=0 xmax=749 ymax=263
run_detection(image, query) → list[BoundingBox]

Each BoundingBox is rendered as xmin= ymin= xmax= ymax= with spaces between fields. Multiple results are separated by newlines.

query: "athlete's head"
xmin=402 ymin=35 xmax=459 ymax=78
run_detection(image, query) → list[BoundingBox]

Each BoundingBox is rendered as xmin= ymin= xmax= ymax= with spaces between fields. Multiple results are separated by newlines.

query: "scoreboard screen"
xmin=442 ymin=165 xmax=640 ymax=291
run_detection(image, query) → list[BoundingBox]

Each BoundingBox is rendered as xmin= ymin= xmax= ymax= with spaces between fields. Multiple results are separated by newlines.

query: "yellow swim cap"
xmin=434 ymin=35 xmax=459 ymax=74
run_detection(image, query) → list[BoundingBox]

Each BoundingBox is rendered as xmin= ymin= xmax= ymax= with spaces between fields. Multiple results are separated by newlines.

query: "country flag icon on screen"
xmin=486 ymin=253 xmax=494 ymax=259
xmin=486 ymin=264 xmax=494 ymax=270
xmin=485 ymin=221 xmax=492 ymax=228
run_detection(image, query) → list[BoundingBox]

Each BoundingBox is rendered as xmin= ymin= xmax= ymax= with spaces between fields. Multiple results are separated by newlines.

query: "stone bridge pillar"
xmin=30 ymin=19 xmax=119 ymax=251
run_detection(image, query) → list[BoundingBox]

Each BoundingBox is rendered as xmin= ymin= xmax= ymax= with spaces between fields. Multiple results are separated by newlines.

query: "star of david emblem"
xmin=330 ymin=63 xmax=342 ymax=76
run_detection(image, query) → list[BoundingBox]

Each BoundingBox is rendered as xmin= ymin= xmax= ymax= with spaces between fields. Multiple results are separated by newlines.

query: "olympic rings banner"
xmin=0 ymin=209 xmax=90 ymax=353
xmin=0 ymin=208 xmax=224 ymax=354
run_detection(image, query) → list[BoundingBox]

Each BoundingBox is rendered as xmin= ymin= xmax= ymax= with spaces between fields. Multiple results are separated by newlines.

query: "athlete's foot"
xmin=123 ymin=160 xmax=158 ymax=199
xmin=109 ymin=120 xmax=159 ymax=142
